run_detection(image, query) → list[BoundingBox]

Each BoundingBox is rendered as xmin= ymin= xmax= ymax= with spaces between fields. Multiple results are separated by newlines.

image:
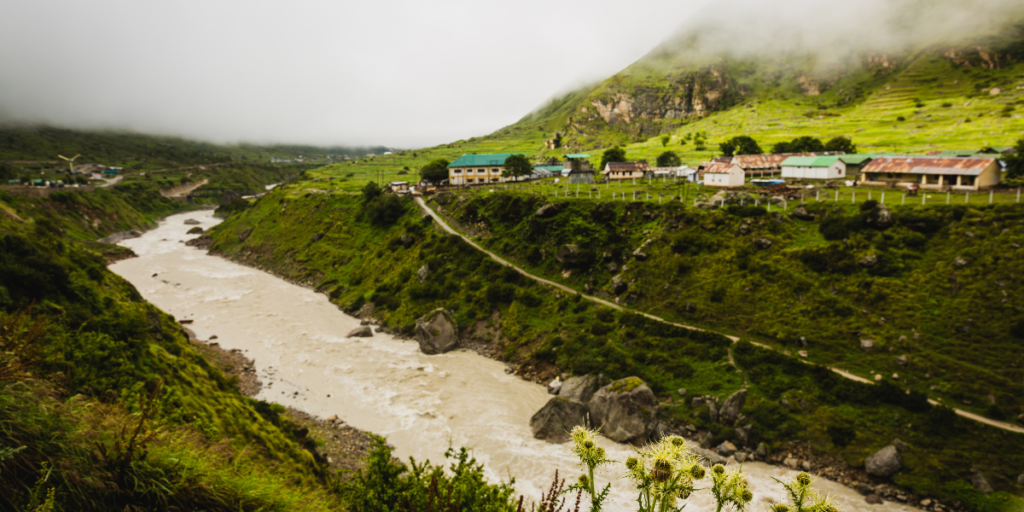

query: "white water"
xmin=110 ymin=211 xmax=918 ymax=512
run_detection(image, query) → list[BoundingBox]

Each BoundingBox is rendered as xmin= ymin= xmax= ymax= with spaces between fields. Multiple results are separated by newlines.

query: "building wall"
xmin=780 ymin=161 xmax=846 ymax=180
xmin=859 ymin=161 xmax=1000 ymax=191
xmin=604 ymin=170 xmax=645 ymax=180
xmin=705 ymin=169 xmax=744 ymax=187
xmin=448 ymin=166 xmax=506 ymax=185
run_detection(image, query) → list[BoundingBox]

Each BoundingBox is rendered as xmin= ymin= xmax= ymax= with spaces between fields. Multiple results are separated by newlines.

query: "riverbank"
xmin=187 ymin=327 xmax=376 ymax=476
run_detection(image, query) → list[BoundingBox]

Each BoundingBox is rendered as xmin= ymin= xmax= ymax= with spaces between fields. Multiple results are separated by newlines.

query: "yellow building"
xmin=447 ymin=154 xmax=518 ymax=185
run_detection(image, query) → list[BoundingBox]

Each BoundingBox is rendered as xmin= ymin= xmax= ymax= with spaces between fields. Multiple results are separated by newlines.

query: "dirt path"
xmin=160 ymin=178 xmax=208 ymax=198
xmin=415 ymin=197 xmax=1024 ymax=436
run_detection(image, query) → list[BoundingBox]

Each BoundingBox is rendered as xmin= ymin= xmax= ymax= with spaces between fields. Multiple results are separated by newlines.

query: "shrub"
xmin=827 ymin=424 xmax=856 ymax=447
xmin=365 ymin=195 xmax=408 ymax=227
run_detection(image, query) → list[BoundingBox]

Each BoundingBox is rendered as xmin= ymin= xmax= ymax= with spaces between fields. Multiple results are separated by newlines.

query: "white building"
xmin=780 ymin=156 xmax=847 ymax=180
xmin=702 ymin=163 xmax=745 ymax=187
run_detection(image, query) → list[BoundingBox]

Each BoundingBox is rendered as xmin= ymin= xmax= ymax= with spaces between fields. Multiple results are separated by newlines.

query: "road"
xmin=414 ymin=197 xmax=1024 ymax=435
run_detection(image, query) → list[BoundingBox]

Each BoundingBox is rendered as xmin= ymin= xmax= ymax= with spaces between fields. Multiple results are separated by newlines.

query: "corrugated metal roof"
xmin=606 ymin=161 xmax=650 ymax=172
xmin=861 ymin=156 xmax=996 ymax=175
xmin=533 ymin=165 xmax=563 ymax=172
xmin=448 ymin=153 xmax=517 ymax=167
xmin=704 ymin=163 xmax=742 ymax=174
xmin=565 ymin=153 xmax=590 ymax=158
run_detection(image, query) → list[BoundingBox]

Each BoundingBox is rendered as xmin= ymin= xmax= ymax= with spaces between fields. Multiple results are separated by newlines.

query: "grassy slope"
xmin=205 ymin=185 xmax=1024 ymax=510
xmin=0 ymin=190 xmax=342 ymax=510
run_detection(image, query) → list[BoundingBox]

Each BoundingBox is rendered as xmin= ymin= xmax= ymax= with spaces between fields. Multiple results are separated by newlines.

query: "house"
xmin=602 ymin=161 xmax=650 ymax=181
xmin=859 ymin=156 xmax=1000 ymax=191
xmin=565 ymin=154 xmax=595 ymax=184
xmin=702 ymin=162 xmax=745 ymax=187
xmin=727 ymin=152 xmax=844 ymax=177
xmin=447 ymin=153 xmax=521 ymax=185
xmin=780 ymin=156 xmax=847 ymax=180
xmin=385 ymin=181 xmax=410 ymax=194
xmin=838 ymin=155 xmax=874 ymax=178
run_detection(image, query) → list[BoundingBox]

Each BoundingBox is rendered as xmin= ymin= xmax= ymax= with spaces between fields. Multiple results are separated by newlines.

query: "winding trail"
xmin=160 ymin=178 xmax=209 ymax=198
xmin=414 ymin=197 xmax=1024 ymax=435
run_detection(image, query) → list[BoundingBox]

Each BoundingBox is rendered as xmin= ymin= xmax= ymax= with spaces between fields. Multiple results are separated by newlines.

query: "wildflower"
xmin=690 ymin=464 xmax=706 ymax=480
xmin=712 ymin=463 xmax=726 ymax=475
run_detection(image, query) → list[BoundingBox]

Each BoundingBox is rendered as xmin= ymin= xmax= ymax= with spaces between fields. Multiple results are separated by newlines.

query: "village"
xmin=378 ymin=145 xmax=1022 ymax=211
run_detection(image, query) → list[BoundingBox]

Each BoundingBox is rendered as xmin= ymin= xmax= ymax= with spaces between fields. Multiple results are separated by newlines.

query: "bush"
xmin=365 ymin=195 xmax=408 ymax=227
xmin=826 ymin=424 xmax=856 ymax=447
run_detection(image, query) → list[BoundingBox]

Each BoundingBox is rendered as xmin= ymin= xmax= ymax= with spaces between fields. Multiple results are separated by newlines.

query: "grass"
xmin=205 ymin=182 xmax=1024 ymax=510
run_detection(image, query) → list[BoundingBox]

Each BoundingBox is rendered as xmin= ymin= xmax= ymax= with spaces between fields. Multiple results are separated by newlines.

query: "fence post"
xmin=947 ymin=192 xmax=950 ymax=205
xmin=921 ymin=194 xmax=925 ymax=205
xmin=835 ymin=189 xmax=839 ymax=202
xmin=902 ymin=194 xmax=905 ymax=205
xmin=881 ymin=192 xmax=885 ymax=204
xmin=869 ymin=190 xmax=872 ymax=201
xmin=965 ymin=192 xmax=969 ymax=204
xmin=1018 ymin=187 xmax=1021 ymax=203
xmin=852 ymin=190 xmax=856 ymax=203
xmin=990 ymin=190 xmax=993 ymax=204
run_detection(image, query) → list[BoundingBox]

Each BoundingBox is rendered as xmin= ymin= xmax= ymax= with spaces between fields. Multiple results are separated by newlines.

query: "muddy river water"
xmin=111 ymin=210 xmax=918 ymax=512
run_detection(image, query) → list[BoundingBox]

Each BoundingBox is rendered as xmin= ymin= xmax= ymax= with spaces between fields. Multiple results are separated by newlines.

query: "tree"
xmin=599 ymin=146 xmax=626 ymax=171
xmin=773 ymin=136 xmax=824 ymax=154
xmin=362 ymin=181 xmax=382 ymax=202
xmin=719 ymin=136 xmax=762 ymax=157
xmin=1003 ymin=138 xmax=1024 ymax=179
xmin=419 ymin=158 xmax=450 ymax=184
xmin=660 ymin=135 xmax=671 ymax=147
xmin=656 ymin=151 xmax=681 ymax=167
xmin=503 ymin=154 xmax=532 ymax=181
xmin=825 ymin=136 xmax=857 ymax=154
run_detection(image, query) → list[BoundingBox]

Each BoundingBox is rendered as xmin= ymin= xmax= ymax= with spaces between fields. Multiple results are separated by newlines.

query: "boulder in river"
xmin=414 ymin=308 xmax=459 ymax=355
xmin=588 ymin=376 xmax=659 ymax=444
xmin=183 ymin=219 xmax=201 ymax=225
xmin=529 ymin=397 xmax=589 ymax=443
xmin=864 ymin=445 xmax=902 ymax=478
xmin=186 ymin=227 xmax=204 ymax=235
xmin=559 ymin=375 xmax=607 ymax=403
xmin=346 ymin=326 xmax=373 ymax=338
xmin=718 ymin=389 xmax=747 ymax=425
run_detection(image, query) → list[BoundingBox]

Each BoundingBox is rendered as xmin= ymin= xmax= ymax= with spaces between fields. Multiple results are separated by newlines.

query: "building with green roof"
xmin=781 ymin=155 xmax=849 ymax=180
xmin=447 ymin=153 xmax=521 ymax=186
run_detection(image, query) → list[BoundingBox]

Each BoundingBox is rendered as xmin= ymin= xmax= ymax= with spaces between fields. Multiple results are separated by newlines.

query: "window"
xmin=453 ymin=169 xmax=462 ymax=174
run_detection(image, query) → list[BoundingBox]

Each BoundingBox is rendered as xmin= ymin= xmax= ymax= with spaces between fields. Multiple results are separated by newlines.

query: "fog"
xmin=650 ymin=0 xmax=1024 ymax=69
xmin=1 ymin=0 xmax=1021 ymax=149
xmin=0 ymin=0 xmax=710 ymax=148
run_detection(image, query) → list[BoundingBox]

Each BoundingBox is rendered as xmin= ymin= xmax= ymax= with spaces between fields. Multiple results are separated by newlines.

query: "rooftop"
xmin=448 ymin=153 xmax=518 ymax=168
xmin=781 ymin=156 xmax=843 ymax=167
xmin=862 ymin=156 xmax=997 ymax=176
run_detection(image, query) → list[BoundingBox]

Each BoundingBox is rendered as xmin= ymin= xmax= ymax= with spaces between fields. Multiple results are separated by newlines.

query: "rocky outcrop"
xmin=791 ymin=205 xmax=814 ymax=221
xmin=346 ymin=326 xmax=373 ymax=338
xmin=529 ymin=397 xmax=589 ymax=443
xmin=971 ymin=472 xmax=993 ymax=494
xmin=611 ymin=275 xmax=629 ymax=295
xmin=559 ymin=375 xmax=607 ymax=403
xmin=865 ymin=445 xmax=902 ymax=477
xmin=414 ymin=308 xmax=459 ymax=355
xmin=98 ymin=230 xmax=143 ymax=244
xmin=184 ymin=219 xmax=201 ymax=225
xmin=535 ymin=203 xmax=559 ymax=218
xmin=187 ymin=226 xmax=204 ymax=235
xmin=556 ymin=244 xmax=582 ymax=265
xmin=588 ymin=377 xmax=659 ymax=444
xmin=718 ymin=389 xmax=747 ymax=425
xmin=417 ymin=264 xmax=430 ymax=283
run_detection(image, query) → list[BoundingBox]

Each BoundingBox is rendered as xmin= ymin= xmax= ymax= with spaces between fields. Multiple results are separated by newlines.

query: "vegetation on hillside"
xmin=205 ymin=183 xmax=1024 ymax=511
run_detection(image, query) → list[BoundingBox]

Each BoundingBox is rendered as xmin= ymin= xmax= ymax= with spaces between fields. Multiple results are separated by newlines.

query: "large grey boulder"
xmin=414 ymin=308 xmax=459 ymax=355
xmin=972 ymin=473 xmax=993 ymax=494
xmin=530 ymin=397 xmax=589 ymax=443
xmin=417 ymin=264 xmax=430 ymax=283
xmin=556 ymin=244 xmax=582 ymax=265
xmin=718 ymin=389 xmax=748 ymax=425
xmin=865 ymin=445 xmax=902 ymax=478
xmin=691 ymin=446 xmax=727 ymax=466
xmin=611 ymin=275 xmax=629 ymax=295
xmin=535 ymin=203 xmax=559 ymax=218
xmin=588 ymin=377 xmax=659 ymax=444
xmin=184 ymin=218 xmax=201 ymax=225
xmin=346 ymin=326 xmax=373 ymax=338
xmin=791 ymin=205 xmax=814 ymax=221
xmin=559 ymin=375 xmax=606 ymax=403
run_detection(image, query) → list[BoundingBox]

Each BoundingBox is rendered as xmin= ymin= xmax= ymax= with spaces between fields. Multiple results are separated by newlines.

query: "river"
xmin=110 ymin=210 xmax=918 ymax=512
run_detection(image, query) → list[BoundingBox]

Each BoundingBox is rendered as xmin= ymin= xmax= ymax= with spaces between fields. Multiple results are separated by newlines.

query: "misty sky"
xmin=0 ymin=0 xmax=711 ymax=148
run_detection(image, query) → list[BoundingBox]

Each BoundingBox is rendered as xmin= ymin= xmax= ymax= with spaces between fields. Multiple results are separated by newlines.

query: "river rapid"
xmin=111 ymin=210 xmax=918 ymax=512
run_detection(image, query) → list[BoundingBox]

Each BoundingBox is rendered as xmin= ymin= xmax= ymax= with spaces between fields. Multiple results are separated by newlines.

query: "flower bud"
xmin=652 ymin=458 xmax=672 ymax=483
xmin=740 ymin=488 xmax=753 ymax=503
xmin=625 ymin=456 xmax=639 ymax=470
xmin=796 ymin=472 xmax=812 ymax=486
xmin=595 ymin=446 xmax=606 ymax=459
xmin=712 ymin=464 xmax=726 ymax=475
xmin=690 ymin=465 xmax=706 ymax=480
xmin=578 ymin=474 xmax=589 ymax=487
xmin=676 ymin=489 xmax=692 ymax=500
xmin=770 ymin=505 xmax=791 ymax=512
xmin=583 ymin=440 xmax=595 ymax=449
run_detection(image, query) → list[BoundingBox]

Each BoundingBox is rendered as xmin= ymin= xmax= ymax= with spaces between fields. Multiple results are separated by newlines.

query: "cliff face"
xmin=560 ymin=68 xmax=738 ymax=149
